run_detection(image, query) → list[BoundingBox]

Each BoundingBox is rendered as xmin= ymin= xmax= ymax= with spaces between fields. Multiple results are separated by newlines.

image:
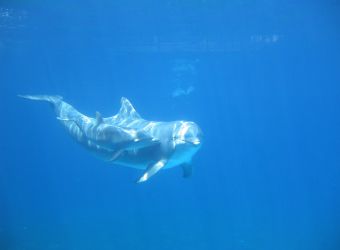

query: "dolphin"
xmin=19 ymin=95 xmax=203 ymax=182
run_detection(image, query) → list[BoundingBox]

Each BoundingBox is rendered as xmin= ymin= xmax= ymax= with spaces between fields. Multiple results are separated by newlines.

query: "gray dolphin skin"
xmin=19 ymin=95 xmax=203 ymax=183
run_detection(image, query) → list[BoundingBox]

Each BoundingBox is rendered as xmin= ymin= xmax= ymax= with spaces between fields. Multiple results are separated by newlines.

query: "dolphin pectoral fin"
xmin=136 ymin=159 xmax=167 ymax=183
xmin=108 ymin=149 xmax=124 ymax=162
xmin=181 ymin=163 xmax=192 ymax=178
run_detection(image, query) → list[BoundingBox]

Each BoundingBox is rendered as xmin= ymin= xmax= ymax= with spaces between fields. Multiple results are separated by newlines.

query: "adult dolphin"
xmin=19 ymin=95 xmax=203 ymax=183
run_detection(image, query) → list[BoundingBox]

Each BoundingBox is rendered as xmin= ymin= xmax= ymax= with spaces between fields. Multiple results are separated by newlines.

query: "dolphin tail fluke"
xmin=18 ymin=94 xmax=63 ymax=104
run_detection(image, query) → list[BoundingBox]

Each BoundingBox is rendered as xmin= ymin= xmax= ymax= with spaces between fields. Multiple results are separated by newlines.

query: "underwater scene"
xmin=1 ymin=1 xmax=340 ymax=250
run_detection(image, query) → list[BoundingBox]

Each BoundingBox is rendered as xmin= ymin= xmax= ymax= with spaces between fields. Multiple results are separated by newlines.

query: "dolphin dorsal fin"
xmin=96 ymin=111 xmax=104 ymax=125
xmin=118 ymin=97 xmax=141 ymax=120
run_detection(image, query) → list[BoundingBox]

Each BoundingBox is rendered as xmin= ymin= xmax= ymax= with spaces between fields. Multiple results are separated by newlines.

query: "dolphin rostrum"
xmin=19 ymin=95 xmax=203 ymax=183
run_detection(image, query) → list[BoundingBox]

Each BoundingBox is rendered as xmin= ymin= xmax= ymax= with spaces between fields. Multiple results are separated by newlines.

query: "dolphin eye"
xmin=173 ymin=135 xmax=185 ymax=144
xmin=173 ymin=135 xmax=180 ymax=140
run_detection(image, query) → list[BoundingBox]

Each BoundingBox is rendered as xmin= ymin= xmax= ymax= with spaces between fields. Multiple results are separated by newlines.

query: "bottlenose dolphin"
xmin=19 ymin=95 xmax=203 ymax=182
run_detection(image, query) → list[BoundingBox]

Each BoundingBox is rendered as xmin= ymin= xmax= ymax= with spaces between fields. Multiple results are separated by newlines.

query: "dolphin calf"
xmin=19 ymin=95 xmax=203 ymax=182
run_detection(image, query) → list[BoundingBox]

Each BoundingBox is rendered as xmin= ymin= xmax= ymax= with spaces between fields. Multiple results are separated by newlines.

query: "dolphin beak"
xmin=192 ymin=140 xmax=200 ymax=145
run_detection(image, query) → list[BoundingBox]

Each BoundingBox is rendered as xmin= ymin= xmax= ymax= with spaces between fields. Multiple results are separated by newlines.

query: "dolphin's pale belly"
xmin=112 ymin=151 xmax=185 ymax=170
xmin=112 ymin=139 xmax=198 ymax=170
xmin=112 ymin=143 xmax=162 ymax=170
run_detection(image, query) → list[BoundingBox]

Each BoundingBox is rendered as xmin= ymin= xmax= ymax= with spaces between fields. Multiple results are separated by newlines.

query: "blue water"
xmin=1 ymin=1 xmax=340 ymax=249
